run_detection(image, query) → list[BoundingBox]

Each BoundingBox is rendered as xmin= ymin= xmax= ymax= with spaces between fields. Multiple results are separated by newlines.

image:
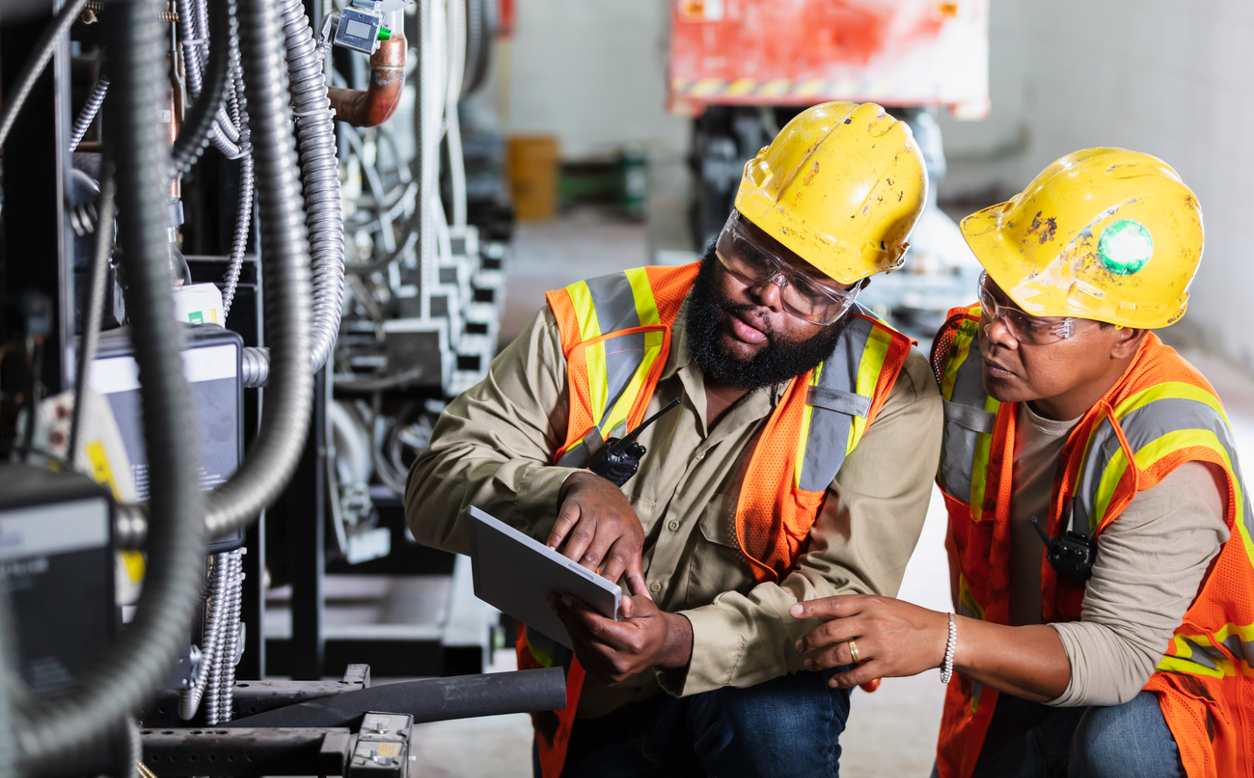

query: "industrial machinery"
xmin=668 ymin=0 xmax=990 ymax=339
xmin=0 ymin=0 xmax=541 ymax=774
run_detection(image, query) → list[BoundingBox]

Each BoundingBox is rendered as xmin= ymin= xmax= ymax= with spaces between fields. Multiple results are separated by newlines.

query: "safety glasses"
xmin=714 ymin=212 xmax=860 ymax=326
xmin=977 ymin=272 xmax=1077 ymax=345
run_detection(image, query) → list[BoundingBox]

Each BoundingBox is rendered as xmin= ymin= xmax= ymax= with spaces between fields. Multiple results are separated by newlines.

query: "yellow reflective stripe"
xmin=956 ymin=574 xmax=986 ymax=713
xmin=940 ymin=327 xmax=974 ymax=401
xmin=1157 ymin=624 xmax=1254 ymax=678
xmin=596 ymin=271 xmax=664 ymax=438
xmin=968 ymin=395 xmax=1000 ymax=521
xmin=1092 ymin=429 xmax=1253 ymax=563
xmin=599 ymin=330 xmax=666 ymax=439
xmin=566 ymin=280 xmax=608 ymax=421
xmin=525 ymin=635 xmax=556 ymax=667
xmin=625 ymin=267 xmax=661 ymax=326
xmin=795 ymin=363 xmax=824 ymax=490
xmin=846 ymin=327 xmax=891 ymax=454
xmin=1113 ymin=381 xmax=1229 ymax=426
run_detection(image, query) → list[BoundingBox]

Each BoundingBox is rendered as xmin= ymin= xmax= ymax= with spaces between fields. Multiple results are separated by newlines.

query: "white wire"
xmin=418 ymin=0 xmax=449 ymax=320
xmin=444 ymin=0 xmax=468 ymax=228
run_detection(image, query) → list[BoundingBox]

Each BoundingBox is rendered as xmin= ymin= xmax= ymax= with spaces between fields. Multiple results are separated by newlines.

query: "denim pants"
xmin=548 ymin=668 xmax=853 ymax=778
xmin=961 ymin=691 xmax=1183 ymax=778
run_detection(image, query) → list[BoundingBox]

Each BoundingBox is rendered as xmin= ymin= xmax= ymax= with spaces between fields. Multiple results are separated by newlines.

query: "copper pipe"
xmin=328 ymin=34 xmax=405 ymax=128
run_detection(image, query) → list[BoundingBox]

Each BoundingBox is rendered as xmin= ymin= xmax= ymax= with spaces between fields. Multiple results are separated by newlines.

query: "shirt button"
xmin=649 ymin=581 xmax=662 ymax=594
xmin=667 ymin=520 xmax=680 ymax=532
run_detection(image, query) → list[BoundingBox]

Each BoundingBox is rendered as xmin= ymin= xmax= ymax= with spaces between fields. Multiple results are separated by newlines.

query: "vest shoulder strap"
xmin=546 ymin=264 xmax=696 ymax=464
xmin=793 ymin=307 xmax=913 ymax=492
xmin=1071 ymin=352 xmax=1247 ymax=536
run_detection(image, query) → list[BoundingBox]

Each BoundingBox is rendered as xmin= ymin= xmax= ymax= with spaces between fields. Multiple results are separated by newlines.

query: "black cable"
xmin=0 ymin=0 xmax=89 ymax=150
xmin=67 ymin=171 xmax=116 ymax=461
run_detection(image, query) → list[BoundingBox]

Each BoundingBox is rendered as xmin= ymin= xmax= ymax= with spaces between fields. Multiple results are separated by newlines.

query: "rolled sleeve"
xmin=670 ymin=350 xmax=943 ymax=696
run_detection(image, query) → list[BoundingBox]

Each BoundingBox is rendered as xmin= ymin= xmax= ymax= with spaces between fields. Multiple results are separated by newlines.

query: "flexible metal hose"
xmin=200 ymin=0 xmax=315 ymax=538
xmin=279 ymin=0 xmax=344 ymax=375
xmin=170 ymin=0 xmax=237 ymax=176
xmin=178 ymin=556 xmax=230 ymax=721
xmin=214 ymin=550 xmax=245 ymax=723
xmin=175 ymin=0 xmax=242 ymax=159
xmin=69 ymin=76 xmax=109 ymax=151
xmin=220 ymin=28 xmax=254 ymax=318
xmin=15 ymin=1 xmax=208 ymax=770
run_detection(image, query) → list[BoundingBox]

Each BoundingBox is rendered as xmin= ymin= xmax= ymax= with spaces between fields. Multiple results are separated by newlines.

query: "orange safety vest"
xmin=518 ymin=262 xmax=913 ymax=778
xmin=932 ymin=304 xmax=1254 ymax=778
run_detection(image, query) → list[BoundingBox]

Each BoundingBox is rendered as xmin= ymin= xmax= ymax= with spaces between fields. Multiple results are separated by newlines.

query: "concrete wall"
xmin=940 ymin=0 xmax=1254 ymax=369
xmin=498 ymin=0 xmax=687 ymax=160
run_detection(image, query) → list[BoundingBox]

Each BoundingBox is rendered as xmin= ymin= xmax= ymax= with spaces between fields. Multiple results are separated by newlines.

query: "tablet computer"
xmin=467 ymin=505 xmax=621 ymax=648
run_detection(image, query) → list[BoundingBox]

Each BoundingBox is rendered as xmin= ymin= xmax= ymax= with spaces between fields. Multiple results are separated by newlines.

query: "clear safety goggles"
xmin=978 ymin=272 xmax=1077 ymax=345
xmin=714 ymin=212 xmax=860 ymax=326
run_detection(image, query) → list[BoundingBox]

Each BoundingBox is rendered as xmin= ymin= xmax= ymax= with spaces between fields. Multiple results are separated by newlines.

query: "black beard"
xmin=684 ymin=247 xmax=845 ymax=390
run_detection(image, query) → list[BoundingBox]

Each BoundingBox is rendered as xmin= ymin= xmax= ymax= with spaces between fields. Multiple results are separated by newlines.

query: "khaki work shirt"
xmin=406 ymin=299 xmax=942 ymax=717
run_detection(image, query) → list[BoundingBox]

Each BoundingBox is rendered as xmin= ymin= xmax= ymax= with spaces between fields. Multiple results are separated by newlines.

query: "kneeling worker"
xmin=793 ymin=148 xmax=1252 ymax=777
xmin=406 ymin=102 xmax=942 ymax=777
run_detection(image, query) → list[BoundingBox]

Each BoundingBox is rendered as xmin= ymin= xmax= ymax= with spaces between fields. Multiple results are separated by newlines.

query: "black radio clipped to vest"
xmin=1032 ymin=515 xmax=1096 ymax=582
xmin=587 ymin=399 xmax=680 ymax=487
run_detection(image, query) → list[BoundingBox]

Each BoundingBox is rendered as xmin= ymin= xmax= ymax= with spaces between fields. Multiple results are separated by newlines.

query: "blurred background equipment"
xmin=0 ymin=0 xmax=536 ymax=774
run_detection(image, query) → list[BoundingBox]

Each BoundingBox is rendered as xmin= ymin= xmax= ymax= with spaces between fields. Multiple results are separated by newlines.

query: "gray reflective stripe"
xmin=797 ymin=314 xmax=873 ymax=492
xmin=938 ymin=334 xmax=987 ymax=499
xmin=585 ymin=273 xmax=641 ymax=333
xmin=555 ymin=425 xmax=603 ymax=468
xmin=582 ymin=272 xmax=651 ymax=432
xmin=807 ymin=387 xmax=871 ymax=416
xmin=944 ymin=400 xmax=995 ymax=434
xmin=598 ymin=331 xmax=647 ymax=430
xmin=1170 ymin=635 xmax=1254 ymax=672
xmin=1073 ymin=395 xmax=1249 ymax=532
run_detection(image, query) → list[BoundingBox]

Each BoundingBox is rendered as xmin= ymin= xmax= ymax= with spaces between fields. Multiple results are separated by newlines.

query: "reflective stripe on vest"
xmin=1159 ymin=623 xmax=1254 ymax=678
xmin=936 ymin=308 xmax=1000 ymax=521
xmin=796 ymin=309 xmax=898 ymax=491
xmin=1074 ymin=384 xmax=1254 ymax=563
xmin=554 ymin=267 xmax=668 ymax=465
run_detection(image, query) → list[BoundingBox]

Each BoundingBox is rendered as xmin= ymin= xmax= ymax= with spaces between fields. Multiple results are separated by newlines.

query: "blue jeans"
xmin=550 ymin=668 xmax=852 ymax=778
xmin=957 ymin=691 xmax=1182 ymax=778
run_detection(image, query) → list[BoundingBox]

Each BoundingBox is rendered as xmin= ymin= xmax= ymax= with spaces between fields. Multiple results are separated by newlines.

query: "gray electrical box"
xmin=91 ymin=324 xmax=244 ymax=551
xmin=0 ymin=465 xmax=114 ymax=694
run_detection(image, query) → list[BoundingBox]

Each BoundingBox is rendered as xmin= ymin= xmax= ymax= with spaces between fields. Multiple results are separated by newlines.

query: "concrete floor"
xmin=411 ymin=209 xmax=1254 ymax=777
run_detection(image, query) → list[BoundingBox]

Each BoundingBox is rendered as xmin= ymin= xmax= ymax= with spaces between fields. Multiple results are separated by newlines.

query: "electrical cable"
xmin=67 ymin=170 xmax=115 ymax=461
xmin=69 ymin=76 xmax=109 ymax=152
xmin=198 ymin=0 xmax=314 ymax=538
xmin=15 ymin=0 xmax=208 ymax=770
xmin=170 ymin=0 xmax=238 ymax=176
xmin=0 ymin=0 xmax=89 ymax=151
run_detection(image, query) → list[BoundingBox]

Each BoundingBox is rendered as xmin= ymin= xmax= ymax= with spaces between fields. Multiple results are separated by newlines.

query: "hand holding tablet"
xmin=467 ymin=505 xmax=621 ymax=648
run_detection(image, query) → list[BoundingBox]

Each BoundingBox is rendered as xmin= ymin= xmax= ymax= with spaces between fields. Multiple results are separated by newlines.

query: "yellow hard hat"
xmin=960 ymin=147 xmax=1204 ymax=329
xmin=734 ymin=101 xmax=928 ymax=285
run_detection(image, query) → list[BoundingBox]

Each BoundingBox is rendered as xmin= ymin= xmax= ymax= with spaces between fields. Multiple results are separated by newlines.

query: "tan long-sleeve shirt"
xmin=406 ymin=300 xmax=942 ymax=716
xmin=1007 ymin=402 xmax=1228 ymax=707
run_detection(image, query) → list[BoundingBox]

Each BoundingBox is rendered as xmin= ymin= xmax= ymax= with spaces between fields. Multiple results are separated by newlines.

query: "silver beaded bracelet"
xmin=940 ymin=612 xmax=957 ymax=685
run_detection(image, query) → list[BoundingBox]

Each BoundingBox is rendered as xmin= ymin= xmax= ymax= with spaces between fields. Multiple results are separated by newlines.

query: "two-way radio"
xmin=587 ymin=399 xmax=681 ymax=487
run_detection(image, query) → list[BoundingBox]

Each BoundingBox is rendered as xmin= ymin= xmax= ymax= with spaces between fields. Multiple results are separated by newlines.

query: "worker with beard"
xmin=406 ymin=101 xmax=942 ymax=777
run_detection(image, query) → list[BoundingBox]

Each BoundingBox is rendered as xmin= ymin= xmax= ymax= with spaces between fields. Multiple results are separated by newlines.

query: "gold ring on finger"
xmin=848 ymin=639 xmax=860 ymax=664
